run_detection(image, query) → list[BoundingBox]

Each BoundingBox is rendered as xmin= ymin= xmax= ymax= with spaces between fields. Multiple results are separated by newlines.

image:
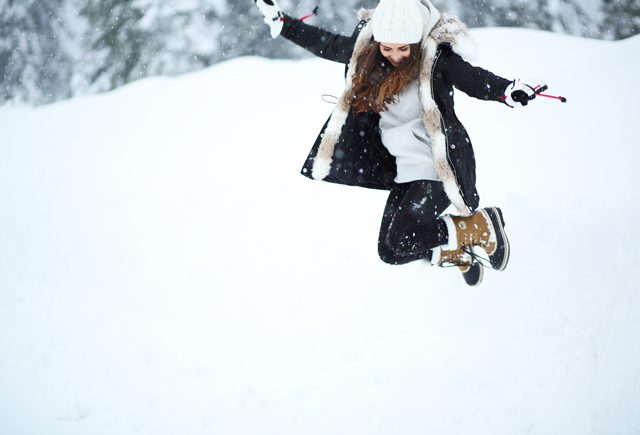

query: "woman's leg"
xmin=378 ymin=180 xmax=451 ymax=265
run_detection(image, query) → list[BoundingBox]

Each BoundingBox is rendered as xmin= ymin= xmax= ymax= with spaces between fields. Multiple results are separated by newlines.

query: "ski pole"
xmin=534 ymin=85 xmax=567 ymax=103
xmin=537 ymin=93 xmax=567 ymax=103
xmin=300 ymin=6 xmax=318 ymax=21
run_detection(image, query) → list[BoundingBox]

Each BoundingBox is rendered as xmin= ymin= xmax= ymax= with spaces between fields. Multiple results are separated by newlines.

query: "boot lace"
xmin=438 ymin=244 xmax=491 ymax=269
xmin=461 ymin=245 xmax=492 ymax=268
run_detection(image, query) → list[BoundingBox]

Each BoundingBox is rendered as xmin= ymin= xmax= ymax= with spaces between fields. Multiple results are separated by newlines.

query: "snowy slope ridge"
xmin=1 ymin=29 xmax=639 ymax=435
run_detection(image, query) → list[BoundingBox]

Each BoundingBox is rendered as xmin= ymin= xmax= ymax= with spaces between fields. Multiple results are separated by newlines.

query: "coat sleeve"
xmin=438 ymin=47 xmax=511 ymax=102
xmin=280 ymin=15 xmax=360 ymax=64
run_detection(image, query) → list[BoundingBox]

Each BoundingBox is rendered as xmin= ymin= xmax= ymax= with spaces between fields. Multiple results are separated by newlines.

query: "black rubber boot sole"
xmin=483 ymin=206 xmax=510 ymax=271
xmin=461 ymin=260 xmax=484 ymax=287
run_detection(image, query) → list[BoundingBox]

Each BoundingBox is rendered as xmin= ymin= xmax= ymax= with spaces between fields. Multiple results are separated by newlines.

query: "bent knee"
xmin=378 ymin=246 xmax=396 ymax=264
xmin=384 ymin=231 xmax=414 ymax=257
xmin=378 ymin=242 xmax=402 ymax=265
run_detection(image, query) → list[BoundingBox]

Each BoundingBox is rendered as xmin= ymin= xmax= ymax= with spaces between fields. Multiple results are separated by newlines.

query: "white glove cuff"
xmin=265 ymin=14 xmax=284 ymax=38
xmin=256 ymin=0 xmax=284 ymax=38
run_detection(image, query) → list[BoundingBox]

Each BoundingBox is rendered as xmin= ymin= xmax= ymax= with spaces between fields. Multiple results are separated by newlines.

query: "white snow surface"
xmin=1 ymin=29 xmax=640 ymax=434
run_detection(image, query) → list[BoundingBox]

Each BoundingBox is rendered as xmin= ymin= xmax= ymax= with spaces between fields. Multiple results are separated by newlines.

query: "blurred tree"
xmin=602 ymin=0 xmax=640 ymax=39
xmin=75 ymin=0 xmax=152 ymax=93
xmin=0 ymin=0 xmax=71 ymax=105
xmin=127 ymin=0 xmax=224 ymax=74
xmin=445 ymin=0 xmax=599 ymax=37
xmin=0 ymin=0 xmax=638 ymax=106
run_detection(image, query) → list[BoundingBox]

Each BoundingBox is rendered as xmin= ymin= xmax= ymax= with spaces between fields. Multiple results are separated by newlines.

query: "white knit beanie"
xmin=372 ymin=0 xmax=425 ymax=44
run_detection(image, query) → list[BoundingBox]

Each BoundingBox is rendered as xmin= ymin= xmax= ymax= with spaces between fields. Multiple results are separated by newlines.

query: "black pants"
xmin=378 ymin=180 xmax=451 ymax=265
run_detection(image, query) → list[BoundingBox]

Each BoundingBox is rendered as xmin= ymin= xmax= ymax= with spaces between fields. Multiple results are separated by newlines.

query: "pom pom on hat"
xmin=372 ymin=0 xmax=425 ymax=44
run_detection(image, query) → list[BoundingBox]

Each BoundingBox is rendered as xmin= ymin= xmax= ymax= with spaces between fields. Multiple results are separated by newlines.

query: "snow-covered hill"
xmin=1 ymin=29 xmax=639 ymax=435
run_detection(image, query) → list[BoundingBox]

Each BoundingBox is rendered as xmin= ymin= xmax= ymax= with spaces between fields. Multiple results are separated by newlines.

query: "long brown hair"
xmin=350 ymin=41 xmax=422 ymax=114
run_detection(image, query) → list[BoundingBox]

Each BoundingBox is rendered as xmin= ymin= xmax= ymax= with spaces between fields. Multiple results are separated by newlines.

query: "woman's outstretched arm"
xmin=439 ymin=46 xmax=511 ymax=102
xmin=441 ymin=48 xmax=546 ymax=108
xmin=280 ymin=15 xmax=361 ymax=64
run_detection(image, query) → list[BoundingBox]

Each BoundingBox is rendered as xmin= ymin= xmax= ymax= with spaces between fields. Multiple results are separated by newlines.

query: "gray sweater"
xmin=379 ymin=80 xmax=440 ymax=183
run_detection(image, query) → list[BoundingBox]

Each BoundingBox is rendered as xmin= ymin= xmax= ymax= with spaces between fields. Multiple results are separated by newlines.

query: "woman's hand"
xmin=254 ymin=0 xmax=284 ymax=39
xmin=502 ymin=78 xmax=547 ymax=108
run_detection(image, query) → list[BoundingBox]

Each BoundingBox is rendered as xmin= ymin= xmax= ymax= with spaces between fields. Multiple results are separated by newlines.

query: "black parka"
xmin=281 ymin=14 xmax=511 ymax=213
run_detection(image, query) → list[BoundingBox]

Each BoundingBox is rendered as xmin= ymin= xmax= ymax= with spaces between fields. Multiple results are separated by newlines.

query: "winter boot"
xmin=431 ymin=245 xmax=484 ymax=287
xmin=442 ymin=206 xmax=510 ymax=271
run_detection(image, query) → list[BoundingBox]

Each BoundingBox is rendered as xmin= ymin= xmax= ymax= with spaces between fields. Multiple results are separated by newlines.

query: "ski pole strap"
xmin=300 ymin=6 xmax=319 ymax=21
xmin=534 ymin=84 xmax=548 ymax=94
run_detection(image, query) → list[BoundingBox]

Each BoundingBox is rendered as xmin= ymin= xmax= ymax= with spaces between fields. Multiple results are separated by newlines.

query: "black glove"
xmin=503 ymin=78 xmax=547 ymax=108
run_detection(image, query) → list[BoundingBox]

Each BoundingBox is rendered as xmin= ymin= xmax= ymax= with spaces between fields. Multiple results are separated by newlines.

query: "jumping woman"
xmin=253 ymin=0 xmax=546 ymax=286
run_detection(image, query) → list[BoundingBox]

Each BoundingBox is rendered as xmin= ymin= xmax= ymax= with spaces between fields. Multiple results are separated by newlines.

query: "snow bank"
xmin=1 ymin=29 xmax=639 ymax=435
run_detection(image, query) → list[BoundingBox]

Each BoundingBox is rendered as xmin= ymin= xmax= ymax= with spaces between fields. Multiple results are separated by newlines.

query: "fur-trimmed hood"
xmin=312 ymin=0 xmax=478 ymax=215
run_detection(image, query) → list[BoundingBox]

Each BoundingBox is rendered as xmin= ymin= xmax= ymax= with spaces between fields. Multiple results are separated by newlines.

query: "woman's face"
xmin=379 ymin=43 xmax=411 ymax=67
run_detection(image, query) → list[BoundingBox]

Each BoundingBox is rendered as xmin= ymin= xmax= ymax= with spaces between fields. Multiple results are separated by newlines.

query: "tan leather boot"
xmin=441 ymin=206 xmax=510 ymax=272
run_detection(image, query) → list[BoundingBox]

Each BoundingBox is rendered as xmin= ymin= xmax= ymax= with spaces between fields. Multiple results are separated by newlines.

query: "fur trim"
xmin=312 ymin=8 xmax=476 ymax=216
xmin=431 ymin=13 xmax=477 ymax=61
xmin=311 ymin=156 xmax=332 ymax=180
xmin=419 ymin=13 xmax=475 ymax=215
xmin=357 ymin=8 xmax=375 ymax=21
xmin=452 ymin=33 xmax=478 ymax=63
